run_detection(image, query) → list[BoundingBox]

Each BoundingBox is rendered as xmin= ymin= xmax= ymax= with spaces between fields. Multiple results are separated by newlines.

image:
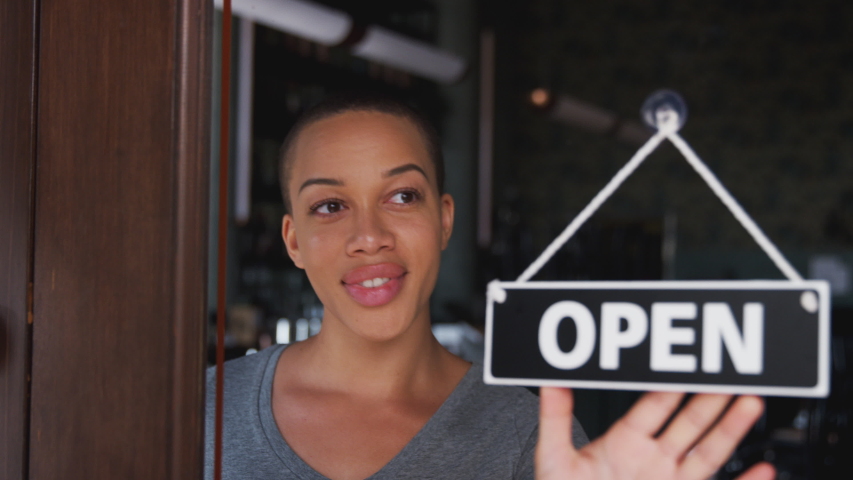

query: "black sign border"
xmin=484 ymin=280 xmax=830 ymax=398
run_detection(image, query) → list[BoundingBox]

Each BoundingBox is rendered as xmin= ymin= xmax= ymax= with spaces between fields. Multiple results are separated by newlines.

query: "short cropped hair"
xmin=278 ymin=91 xmax=444 ymax=214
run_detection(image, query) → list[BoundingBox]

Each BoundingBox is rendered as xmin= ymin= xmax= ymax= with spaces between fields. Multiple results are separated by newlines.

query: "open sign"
xmin=484 ymin=280 xmax=830 ymax=397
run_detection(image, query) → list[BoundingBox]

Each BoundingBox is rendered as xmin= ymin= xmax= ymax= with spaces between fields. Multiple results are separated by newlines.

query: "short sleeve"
xmin=514 ymin=425 xmax=538 ymax=480
xmin=513 ymin=415 xmax=589 ymax=479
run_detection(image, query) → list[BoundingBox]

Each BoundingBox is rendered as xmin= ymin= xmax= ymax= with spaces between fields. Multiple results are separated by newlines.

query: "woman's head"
xmin=279 ymin=92 xmax=444 ymax=215
xmin=279 ymin=94 xmax=453 ymax=342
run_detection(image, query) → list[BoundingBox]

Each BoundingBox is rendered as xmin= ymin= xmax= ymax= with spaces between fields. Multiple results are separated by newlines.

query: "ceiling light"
xmin=214 ymin=0 xmax=467 ymax=84
xmin=214 ymin=0 xmax=352 ymax=46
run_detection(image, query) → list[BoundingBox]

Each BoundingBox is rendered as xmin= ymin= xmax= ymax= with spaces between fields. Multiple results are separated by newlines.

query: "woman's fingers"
xmin=536 ymin=387 xmax=578 ymax=475
xmin=617 ymin=391 xmax=685 ymax=437
xmin=734 ymin=461 xmax=776 ymax=480
xmin=537 ymin=388 xmax=769 ymax=480
xmin=677 ymin=395 xmax=766 ymax=480
xmin=538 ymin=387 xmax=577 ymax=452
xmin=657 ymin=394 xmax=732 ymax=457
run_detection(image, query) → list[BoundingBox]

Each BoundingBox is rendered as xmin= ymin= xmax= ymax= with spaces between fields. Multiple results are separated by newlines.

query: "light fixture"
xmin=478 ymin=29 xmax=496 ymax=248
xmin=351 ymin=26 xmax=466 ymax=84
xmin=530 ymin=88 xmax=651 ymax=145
xmin=214 ymin=0 xmax=352 ymax=45
xmin=214 ymin=0 xmax=467 ymax=84
xmin=529 ymin=88 xmax=551 ymax=108
xmin=275 ymin=318 xmax=290 ymax=344
xmin=234 ymin=17 xmax=255 ymax=224
xmin=295 ymin=318 xmax=309 ymax=341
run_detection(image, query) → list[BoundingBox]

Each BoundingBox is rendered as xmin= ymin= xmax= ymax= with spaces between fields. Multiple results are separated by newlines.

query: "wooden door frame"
xmin=0 ymin=1 xmax=37 ymax=478
xmin=1 ymin=0 xmax=211 ymax=478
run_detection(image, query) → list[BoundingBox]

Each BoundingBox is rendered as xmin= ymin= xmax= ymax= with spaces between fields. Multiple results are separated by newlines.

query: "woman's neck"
xmin=278 ymin=315 xmax=469 ymax=401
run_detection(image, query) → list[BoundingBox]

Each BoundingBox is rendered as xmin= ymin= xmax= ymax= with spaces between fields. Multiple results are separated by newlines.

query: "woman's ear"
xmin=440 ymin=193 xmax=455 ymax=250
xmin=282 ymin=214 xmax=305 ymax=269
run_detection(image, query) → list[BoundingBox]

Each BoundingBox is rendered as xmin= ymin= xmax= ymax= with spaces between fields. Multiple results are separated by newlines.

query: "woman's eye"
xmin=313 ymin=200 xmax=344 ymax=215
xmin=389 ymin=190 xmax=419 ymax=204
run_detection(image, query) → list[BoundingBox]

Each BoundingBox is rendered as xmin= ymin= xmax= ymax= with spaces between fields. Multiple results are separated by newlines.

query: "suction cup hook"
xmin=641 ymin=89 xmax=687 ymax=132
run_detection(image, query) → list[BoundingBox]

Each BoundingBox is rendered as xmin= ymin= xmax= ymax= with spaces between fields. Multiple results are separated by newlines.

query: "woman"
xmin=206 ymin=93 xmax=774 ymax=480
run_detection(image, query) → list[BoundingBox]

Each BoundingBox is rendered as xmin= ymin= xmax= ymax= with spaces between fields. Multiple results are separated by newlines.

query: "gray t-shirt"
xmin=205 ymin=344 xmax=588 ymax=479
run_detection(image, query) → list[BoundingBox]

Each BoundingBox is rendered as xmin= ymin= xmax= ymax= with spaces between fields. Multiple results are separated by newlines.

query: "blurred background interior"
xmin=208 ymin=1 xmax=853 ymax=478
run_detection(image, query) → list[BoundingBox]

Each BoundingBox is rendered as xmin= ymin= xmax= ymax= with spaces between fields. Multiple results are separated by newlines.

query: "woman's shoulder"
xmin=465 ymin=363 xmax=539 ymax=408
xmin=206 ymin=344 xmax=286 ymax=392
xmin=448 ymin=363 xmax=588 ymax=448
xmin=439 ymin=363 xmax=540 ymax=435
xmin=390 ymin=362 xmax=542 ymax=478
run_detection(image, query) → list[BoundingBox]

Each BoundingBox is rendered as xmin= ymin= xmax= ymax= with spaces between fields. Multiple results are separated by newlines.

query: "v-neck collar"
xmin=256 ymin=344 xmax=480 ymax=480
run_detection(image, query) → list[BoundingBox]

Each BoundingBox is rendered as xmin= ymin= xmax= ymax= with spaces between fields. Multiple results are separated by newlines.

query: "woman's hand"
xmin=536 ymin=387 xmax=775 ymax=480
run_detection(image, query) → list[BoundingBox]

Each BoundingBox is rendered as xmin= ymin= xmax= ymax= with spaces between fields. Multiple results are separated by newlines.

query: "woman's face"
xmin=282 ymin=110 xmax=454 ymax=343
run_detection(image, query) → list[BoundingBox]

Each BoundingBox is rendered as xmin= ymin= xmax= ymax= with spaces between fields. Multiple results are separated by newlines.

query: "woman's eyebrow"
xmin=298 ymin=177 xmax=343 ymax=194
xmin=298 ymin=164 xmax=425 ymax=194
xmin=383 ymin=163 xmax=428 ymax=180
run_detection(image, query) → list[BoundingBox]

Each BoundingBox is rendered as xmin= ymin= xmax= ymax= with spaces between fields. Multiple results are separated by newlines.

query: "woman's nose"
xmin=346 ymin=210 xmax=395 ymax=256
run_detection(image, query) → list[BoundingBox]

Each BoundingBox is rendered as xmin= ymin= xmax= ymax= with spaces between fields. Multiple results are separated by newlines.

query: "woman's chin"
xmin=331 ymin=311 xmax=422 ymax=345
xmin=318 ymin=292 xmax=431 ymax=345
xmin=351 ymin=323 xmax=414 ymax=344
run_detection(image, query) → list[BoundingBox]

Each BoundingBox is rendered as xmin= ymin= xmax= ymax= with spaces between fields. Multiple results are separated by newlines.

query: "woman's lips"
xmin=342 ymin=263 xmax=406 ymax=307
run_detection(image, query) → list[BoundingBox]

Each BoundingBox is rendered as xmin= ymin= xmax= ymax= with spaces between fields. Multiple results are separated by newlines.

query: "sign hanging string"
xmin=515 ymin=99 xmax=803 ymax=284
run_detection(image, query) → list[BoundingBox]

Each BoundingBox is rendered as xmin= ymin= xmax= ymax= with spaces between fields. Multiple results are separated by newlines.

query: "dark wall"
xmin=492 ymin=0 xmax=853 ymax=265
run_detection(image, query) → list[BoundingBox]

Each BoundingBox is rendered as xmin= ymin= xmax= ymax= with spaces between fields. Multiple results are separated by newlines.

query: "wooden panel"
xmin=0 ymin=1 xmax=37 ymax=479
xmin=171 ymin=0 xmax=213 ymax=477
xmin=29 ymin=0 xmax=210 ymax=478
